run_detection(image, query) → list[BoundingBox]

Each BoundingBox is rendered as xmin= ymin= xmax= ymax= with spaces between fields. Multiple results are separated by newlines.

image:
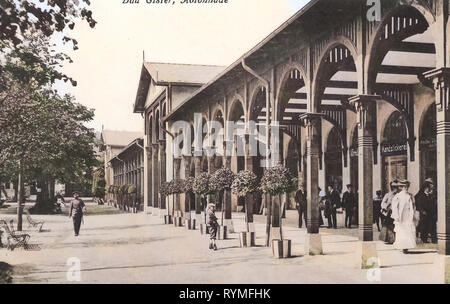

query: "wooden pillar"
xmin=425 ymin=68 xmax=450 ymax=282
xmin=151 ymin=144 xmax=159 ymax=213
xmin=194 ymin=155 xmax=202 ymax=222
xmin=301 ymin=113 xmax=323 ymax=255
xmin=173 ymin=157 xmax=181 ymax=217
xmin=349 ymin=95 xmax=378 ymax=269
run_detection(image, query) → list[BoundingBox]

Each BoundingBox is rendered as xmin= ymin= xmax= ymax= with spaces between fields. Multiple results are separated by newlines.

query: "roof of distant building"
xmin=144 ymin=62 xmax=225 ymax=86
xmin=101 ymin=130 xmax=143 ymax=147
xmin=133 ymin=62 xmax=225 ymax=113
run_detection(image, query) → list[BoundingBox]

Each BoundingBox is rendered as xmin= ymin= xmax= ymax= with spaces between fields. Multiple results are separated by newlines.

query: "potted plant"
xmin=232 ymin=170 xmax=259 ymax=247
xmin=171 ymin=179 xmax=185 ymax=227
xmin=160 ymin=181 xmax=173 ymax=224
xmin=192 ymin=172 xmax=214 ymax=235
xmin=210 ymin=167 xmax=235 ymax=240
xmin=183 ymin=177 xmax=196 ymax=230
xmin=260 ymin=164 xmax=293 ymax=258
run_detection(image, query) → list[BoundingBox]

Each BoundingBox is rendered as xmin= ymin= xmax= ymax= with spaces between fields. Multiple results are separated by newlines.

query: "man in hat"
xmin=391 ymin=179 xmax=417 ymax=253
xmin=415 ymin=178 xmax=437 ymax=243
xmin=69 ymin=192 xmax=86 ymax=237
xmin=295 ymin=187 xmax=307 ymax=228
xmin=342 ymin=184 xmax=356 ymax=228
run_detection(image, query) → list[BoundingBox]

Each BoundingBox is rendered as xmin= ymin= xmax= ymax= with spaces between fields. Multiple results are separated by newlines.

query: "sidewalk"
xmin=0 ymin=205 xmax=442 ymax=284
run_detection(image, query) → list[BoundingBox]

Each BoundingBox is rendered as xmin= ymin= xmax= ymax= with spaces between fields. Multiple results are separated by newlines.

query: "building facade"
xmin=133 ymin=0 xmax=450 ymax=280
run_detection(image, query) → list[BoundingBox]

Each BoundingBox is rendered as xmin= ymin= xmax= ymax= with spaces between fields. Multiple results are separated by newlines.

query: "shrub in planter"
xmin=260 ymin=164 xmax=293 ymax=256
xmin=232 ymin=170 xmax=259 ymax=244
xmin=211 ymin=167 xmax=235 ymax=229
xmin=127 ymin=184 xmax=137 ymax=194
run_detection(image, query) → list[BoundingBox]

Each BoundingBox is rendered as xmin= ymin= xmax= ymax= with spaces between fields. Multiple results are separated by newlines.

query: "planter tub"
xmin=272 ymin=239 xmax=292 ymax=258
xmin=173 ymin=217 xmax=183 ymax=227
xmin=200 ymin=223 xmax=210 ymax=235
xmin=239 ymin=232 xmax=255 ymax=247
xmin=164 ymin=215 xmax=173 ymax=225
xmin=217 ymin=226 xmax=228 ymax=240
xmin=185 ymin=219 xmax=196 ymax=230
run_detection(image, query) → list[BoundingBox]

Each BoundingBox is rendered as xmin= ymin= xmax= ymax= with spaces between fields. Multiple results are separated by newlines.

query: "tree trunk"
xmin=265 ymin=194 xmax=272 ymax=247
xmin=13 ymin=180 xmax=18 ymax=202
xmin=16 ymin=161 xmax=24 ymax=231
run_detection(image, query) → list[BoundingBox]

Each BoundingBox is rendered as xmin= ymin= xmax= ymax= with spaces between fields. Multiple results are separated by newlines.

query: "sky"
xmin=58 ymin=0 xmax=311 ymax=133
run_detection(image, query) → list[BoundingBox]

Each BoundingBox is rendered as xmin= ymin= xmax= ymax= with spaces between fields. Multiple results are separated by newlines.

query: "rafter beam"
xmin=378 ymin=65 xmax=432 ymax=75
xmin=390 ymin=41 xmax=435 ymax=54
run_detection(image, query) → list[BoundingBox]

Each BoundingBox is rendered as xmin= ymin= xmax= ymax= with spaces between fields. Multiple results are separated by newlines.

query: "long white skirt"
xmin=394 ymin=221 xmax=417 ymax=249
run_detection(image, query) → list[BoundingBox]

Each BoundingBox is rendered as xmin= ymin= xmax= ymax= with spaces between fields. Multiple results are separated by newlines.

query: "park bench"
xmin=0 ymin=220 xmax=30 ymax=251
xmin=25 ymin=210 xmax=45 ymax=232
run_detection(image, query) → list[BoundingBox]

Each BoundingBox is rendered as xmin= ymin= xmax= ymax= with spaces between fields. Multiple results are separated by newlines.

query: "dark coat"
xmin=329 ymin=190 xmax=341 ymax=209
xmin=342 ymin=191 xmax=356 ymax=213
xmin=295 ymin=190 xmax=307 ymax=212
xmin=415 ymin=190 xmax=437 ymax=220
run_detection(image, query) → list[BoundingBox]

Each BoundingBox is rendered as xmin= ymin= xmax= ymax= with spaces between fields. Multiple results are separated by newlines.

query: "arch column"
xmin=424 ymin=68 xmax=450 ymax=283
xmin=223 ymin=140 xmax=233 ymax=231
xmin=349 ymin=95 xmax=379 ymax=269
xmin=173 ymin=157 xmax=181 ymax=217
xmin=151 ymin=144 xmax=159 ymax=215
xmin=300 ymin=113 xmax=323 ymax=255
xmin=243 ymin=134 xmax=256 ymax=232
xmin=158 ymin=140 xmax=167 ymax=215
xmin=143 ymin=141 xmax=152 ymax=214
xmin=182 ymin=155 xmax=192 ymax=220
xmin=194 ymin=155 xmax=203 ymax=223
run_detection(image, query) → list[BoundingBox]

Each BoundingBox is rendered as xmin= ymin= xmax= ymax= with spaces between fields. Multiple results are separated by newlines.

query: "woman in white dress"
xmin=391 ymin=179 xmax=418 ymax=253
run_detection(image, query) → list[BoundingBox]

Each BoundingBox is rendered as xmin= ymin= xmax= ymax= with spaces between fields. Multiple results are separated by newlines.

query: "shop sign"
xmin=381 ymin=141 xmax=407 ymax=156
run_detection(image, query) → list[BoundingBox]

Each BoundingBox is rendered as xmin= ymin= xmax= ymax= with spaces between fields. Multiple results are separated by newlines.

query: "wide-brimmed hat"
xmin=206 ymin=203 xmax=216 ymax=209
xmin=424 ymin=178 xmax=435 ymax=185
xmin=72 ymin=191 xmax=79 ymax=196
xmin=319 ymin=190 xmax=327 ymax=198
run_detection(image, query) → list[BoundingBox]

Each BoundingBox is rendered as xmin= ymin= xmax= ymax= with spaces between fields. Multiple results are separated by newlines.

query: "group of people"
xmin=294 ymin=184 xmax=358 ymax=229
xmin=294 ymin=177 xmax=438 ymax=254
xmin=379 ymin=178 xmax=437 ymax=252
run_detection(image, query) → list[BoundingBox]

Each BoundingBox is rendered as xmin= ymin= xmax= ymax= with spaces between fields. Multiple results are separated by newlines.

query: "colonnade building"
xmin=129 ymin=0 xmax=450 ymax=278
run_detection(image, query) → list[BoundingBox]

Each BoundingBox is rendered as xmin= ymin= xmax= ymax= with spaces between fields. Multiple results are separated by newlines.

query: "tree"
xmin=0 ymin=75 xmax=98 ymax=228
xmin=92 ymin=168 xmax=106 ymax=204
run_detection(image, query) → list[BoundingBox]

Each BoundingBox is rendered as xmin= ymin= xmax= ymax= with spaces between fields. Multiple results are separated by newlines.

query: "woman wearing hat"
xmin=391 ymin=180 xmax=418 ymax=253
xmin=206 ymin=203 xmax=219 ymax=250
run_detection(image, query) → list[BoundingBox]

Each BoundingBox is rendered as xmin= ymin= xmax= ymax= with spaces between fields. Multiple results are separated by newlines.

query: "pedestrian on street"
xmin=373 ymin=190 xmax=383 ymax=232
xmin=69 ymin=192 xmax=86 ymax=237
xmin=206 ymin=203 xmax=219 ymax=251
xmin=327 ymin=185 xmax=340 ymax=229
xmin=295 ymin=188 xmax=307 ymax=228
xmin=379 ymin=181 xmax=398 ymax=244
xmin=391 ymin=180 xmax=418 ymax=254
xmin=415 ymin=178 xmax=437 ymax=244
xmin=342 ymin=184 xmax=356 ymax=228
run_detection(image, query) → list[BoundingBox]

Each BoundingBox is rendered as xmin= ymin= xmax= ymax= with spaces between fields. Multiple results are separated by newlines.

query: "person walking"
xmin=379 ymin=181 xmax=398 ymax=244
xmin=342 ymin=184 xmax=356 ymax=228
xmin=206 ymin=203 xmax=219 ymax=250
xmin=415 ymin=178 xmax=437 ymax=243
xmin=373 ymin=190 xmax=383 ymax=232
xmin=391 ymin=180 xmax=418 ymax=254
xmin=69 ymin=192 xmax=86 ymax=237
xmin=295 ymin=188 xmax=307 ymax=228
xmin=327 ymin=185 xmax=340 ymax=229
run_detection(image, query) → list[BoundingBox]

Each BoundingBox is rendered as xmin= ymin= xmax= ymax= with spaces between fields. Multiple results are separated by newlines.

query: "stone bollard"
xmin=272 ymin=239 xmax=292 ymax=258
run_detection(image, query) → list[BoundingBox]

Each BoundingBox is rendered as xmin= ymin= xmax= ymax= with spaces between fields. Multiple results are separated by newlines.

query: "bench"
xmin=0 ymin=220 xmax=30 ymax=251
xmin=25 ymin=210 xmax=44 ymax=232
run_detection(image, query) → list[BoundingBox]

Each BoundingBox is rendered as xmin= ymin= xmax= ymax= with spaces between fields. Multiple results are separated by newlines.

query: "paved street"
xmin=0 ymin=203 xmax=442 ymax=284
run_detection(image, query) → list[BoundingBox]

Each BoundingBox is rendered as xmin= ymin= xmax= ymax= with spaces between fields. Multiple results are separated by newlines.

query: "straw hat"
xmin=397 ymin=179 xmax=410 ymax=187
xmin=319 ymin=190 xmax=327 ymax=198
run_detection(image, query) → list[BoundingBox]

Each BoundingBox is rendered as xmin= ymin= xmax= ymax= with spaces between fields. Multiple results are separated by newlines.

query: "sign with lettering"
xmin=381 ymin=141 xmax=407 ymax=156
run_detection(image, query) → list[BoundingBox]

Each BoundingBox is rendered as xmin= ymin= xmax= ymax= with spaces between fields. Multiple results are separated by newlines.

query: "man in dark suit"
xmin=327 ymin=185 xmax=340 ymax=229
xmin=69 ymin=192 xmax=86 ymax=237
xmin=342 ymin=184 xmax=356 ymax=228
xmin=295 ymin=188 xmax=307 ymax=228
